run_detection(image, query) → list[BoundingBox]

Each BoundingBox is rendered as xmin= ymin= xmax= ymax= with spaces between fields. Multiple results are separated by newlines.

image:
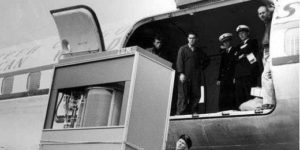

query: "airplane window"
xmin=27 ymin=72 xmax=41 ymax=91
xmin=1 ymin=76 xmax=14 ymax=95
xmin=285 ymin=27 xmax=299 ymax=56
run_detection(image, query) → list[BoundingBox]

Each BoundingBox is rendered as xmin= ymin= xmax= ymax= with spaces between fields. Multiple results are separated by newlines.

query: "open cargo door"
xmin=50 ymin=6 xmax=105 ymax=57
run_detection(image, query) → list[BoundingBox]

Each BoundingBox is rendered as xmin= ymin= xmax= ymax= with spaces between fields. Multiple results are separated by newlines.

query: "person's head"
xmin=176 ymin=134 xmax=192 ymax=150
xmin=236 ymin=25 xmax=250 ymax=41
xmin=153 ymin=36 xmax=163 ymax=49
xmin=187 ymin=32 xmax=198 ymax=47
xmin=257 ymin=5 xmax=271 ymax=23
xmin=219 ymin=33 xmax=233 ymax=48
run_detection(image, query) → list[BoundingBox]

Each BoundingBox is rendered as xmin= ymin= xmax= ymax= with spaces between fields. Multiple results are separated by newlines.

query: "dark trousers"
xmin=219 ymin=80 xmax=236 ymax=111
xmin=235 ymin=76 xmax=254 ymax=109
xmin=177 ymin=79 xmax=200 ymax=115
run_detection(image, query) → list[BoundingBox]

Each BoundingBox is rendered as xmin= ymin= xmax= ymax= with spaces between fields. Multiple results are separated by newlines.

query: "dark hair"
xmin=179 ymin=134 xmax=192 ymax=149
xmin=153 ymin=35 xmax=163 ymax=42
xmin=187 ymin=32 xmax=198 ymax=38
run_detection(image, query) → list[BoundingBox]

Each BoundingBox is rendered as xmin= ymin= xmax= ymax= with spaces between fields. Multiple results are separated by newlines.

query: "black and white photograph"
xmin=0 ymin=0 xmax=299 ymax=150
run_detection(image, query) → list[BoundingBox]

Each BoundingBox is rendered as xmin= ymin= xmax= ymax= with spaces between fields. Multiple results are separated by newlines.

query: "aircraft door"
xmin=50 ymin=5 xmax=105 ymax=56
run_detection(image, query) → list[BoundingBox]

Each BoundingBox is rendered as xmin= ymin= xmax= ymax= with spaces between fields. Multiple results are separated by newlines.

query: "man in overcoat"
xmin=176 ymin=32 xmax=209 ymax=115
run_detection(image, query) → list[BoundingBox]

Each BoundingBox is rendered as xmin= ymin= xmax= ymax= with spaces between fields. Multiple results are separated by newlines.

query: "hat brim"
xmin=220 ymin=37 xmax=232 ymax=42
xmin=237 ymin=29 xmax=249 ymax=33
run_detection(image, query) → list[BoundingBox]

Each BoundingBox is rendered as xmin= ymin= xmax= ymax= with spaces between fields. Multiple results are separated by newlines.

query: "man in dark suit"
xmin=217 ymin=33 xmax=237 ymax=111
xmin=234 ymin=25 xmax=260 ymax=109
xmin=176 ymin=32 xmax=209 ymax=115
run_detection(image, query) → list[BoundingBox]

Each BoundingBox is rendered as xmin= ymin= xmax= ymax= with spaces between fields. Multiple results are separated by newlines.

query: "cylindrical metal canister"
xmin=82 ymin=87 xmax=113 ymax=127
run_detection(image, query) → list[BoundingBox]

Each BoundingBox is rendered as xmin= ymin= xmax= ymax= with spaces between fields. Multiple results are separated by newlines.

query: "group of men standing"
xmin=217 ymin=24 xmax=260 ymax=111
xmin=146 ymin=4 xmax=275 ymax=115
xmin=217 ymin=5 xmax=275 ymax=112
xmin=175 ymin=23 xmax=261 ymax=114
xmin=239 ymin=5 xmax=275 ymax=111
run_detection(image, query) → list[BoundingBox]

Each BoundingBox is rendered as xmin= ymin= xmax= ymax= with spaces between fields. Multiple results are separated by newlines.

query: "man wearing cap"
xmin=176 ymin=32 xmax=209 ymax=115
xmin=176 ymin=134 xmax=192 ymax=150
xmin=234 ymin=25 xmax=260 ymax=109
xmin=239 ymin=4 xmax=275 ymax=111
xmin=217 ymin=33 xmax=237 ymax=111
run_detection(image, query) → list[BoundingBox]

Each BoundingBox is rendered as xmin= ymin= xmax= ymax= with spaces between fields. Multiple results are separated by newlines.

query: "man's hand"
xmin=238 ymin=54 xmax=245 ymax=59
xmin=179 ymin=73 xmax=186 ymax=83
xmin=263 ymin=71 xmax=272 ymax=79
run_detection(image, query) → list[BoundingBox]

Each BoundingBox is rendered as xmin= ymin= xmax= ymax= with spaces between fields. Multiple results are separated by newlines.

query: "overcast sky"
xmin=0 ymin=0 xmax=176 ymax=49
